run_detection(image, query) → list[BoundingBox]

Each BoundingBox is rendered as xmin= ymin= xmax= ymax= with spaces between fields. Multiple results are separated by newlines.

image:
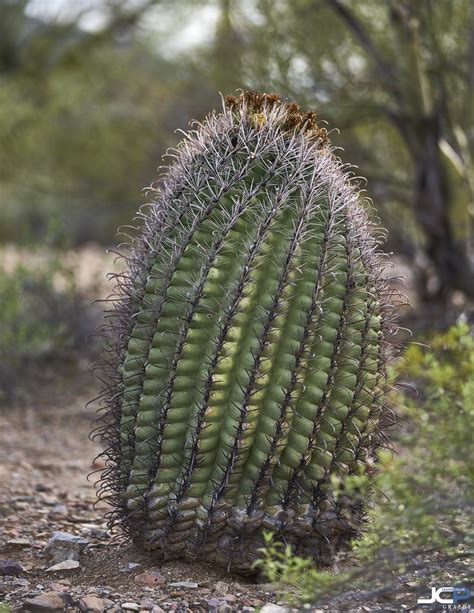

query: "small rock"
xmin=224 ymin=594 xmax=236 ymax=602
xmin=48 ymin=504 xmax=68 ymax=519
xmin=35 ymin=484 xmax=53 ymax=493
xmin=214 ymin=582 xmax=229 ymax=596
xmin=207 ymin=599 xmax=222 ymax=608
xmin=88 ymin=528 xmax=108 ymax=539
xmin=44 ymin=532 xmax=89 ymax=563
xmin=151 ymin=608 xmax=165 ymax=613
xmin=241 ymin=608 xmax=256 ymax=613
xmin=0 ymin=559 xmax=24 ymax=576
xmin=6 ymin=538 xmax=31 ymax=548
xmin=168 ymin=581 xmax=198 ymax=589
xmin=218 ymin=605 xmax=232 ymax=613
xmin=79 ymin=594 xmax=114 ymax=612
xmin=13 ymin=500 xmax=30 ymax=510
xmin=134 ymin=571 xmax=166 ymax=587
xmin=260 ymin=605 xmax=289 ymax=613
xmin=45 ymin=559 xmax=80 ymax=572
xmin=21 ymin=591 xmax=65 ymax=611
xmin=122 ymin=603 xmax=140 ymax=611
xmin=139 ymin=598 xmax=156 ymax=609
xmin=48 ymin=582 xmax=70 ymax=592
xmin=119 ymin=562 xmax=142 ymax=573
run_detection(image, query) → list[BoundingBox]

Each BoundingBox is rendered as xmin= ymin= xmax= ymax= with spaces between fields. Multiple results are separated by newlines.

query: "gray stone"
xmin=0 ymin=559 xmax=24 ymax=576
xmin=48 ymin=504 xmax=68 ymax=519
xmin=121 ymin=604 xmax=140 ymax=611
xmin=44 ymin=532 xmax=89 ymax=563
xmin=6 ymin=538 xmax=30 ymax=548
xmin=260 ymin=605 xmax=289 ymax=613
xmin=168 ymin=581 xmax=199 ymax=589
xmin=45 ymin=559 xmax=80 ymax=573
xmin=119 ymin=562 xmax=141 ymax=573
xmin=88 ymin=528 xmax=108 ymax=539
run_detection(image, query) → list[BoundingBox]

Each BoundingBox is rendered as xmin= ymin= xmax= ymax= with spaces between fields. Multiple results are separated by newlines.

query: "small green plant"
xmin=254 ymin=531 xmax=337 ymax=604
xmin=95 ymin=91 xmax=401 ymax=572
xmin=255 ymin=320 xmax=473 ymax=606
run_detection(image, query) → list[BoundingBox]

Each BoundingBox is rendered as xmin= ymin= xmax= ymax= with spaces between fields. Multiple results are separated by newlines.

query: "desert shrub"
xmin=255 ymin=320 xmax=473 ymax=607
xmin=0 ymin=252 xmax=95 ymax=403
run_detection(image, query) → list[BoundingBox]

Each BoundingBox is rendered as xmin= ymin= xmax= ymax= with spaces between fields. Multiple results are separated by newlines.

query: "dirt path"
xmin=0 ymin=374 xmax=285 ymax=612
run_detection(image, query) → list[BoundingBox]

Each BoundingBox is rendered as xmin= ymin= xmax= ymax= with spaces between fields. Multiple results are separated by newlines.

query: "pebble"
xmin=0 ymin=559 xmax=24 ymax=576
xmin=45 ymin=559 xmax=80 ymax=572
xmin=6 ymin=538 xmax=31 ymax=548
xmin=35 ymin=484 xmax=53 ymax=493
xmin=13 ymin=501 xmax=30 ymax=510
xmin=260 ymin=605 xmax=290 ymax=613
xmin=218 ymin=605 xmax=232 ymax=613
xmin=44 ymin=531 xmax=89 ymax=563
xmin=48 ymin=581 xmax=71 ymax=592
xmin=207 ymin=599 xmax=222 ymax=608
xmin=214 ymin=582 xmax=229 ymax=596
xmin=122 ymin=603 xmax=140 ymax=611
xmin=119 ymin=562 xmax=142 ymax=573
xmin=21 ymin=591 xmax=65 ymax=611
xmin=48 ymin=504 xmax=68 ymax=519
xmin=79 ymin=593 xmax=114 ymax=612
xmin=88 ymin=527 xmax=108 ymax=539
xmin=168 ymin=581 xmax=199 ymax=589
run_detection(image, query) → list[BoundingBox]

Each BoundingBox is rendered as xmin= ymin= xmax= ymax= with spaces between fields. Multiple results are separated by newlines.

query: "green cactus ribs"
xmin=92 ymin=90 xmax=400 ymax=572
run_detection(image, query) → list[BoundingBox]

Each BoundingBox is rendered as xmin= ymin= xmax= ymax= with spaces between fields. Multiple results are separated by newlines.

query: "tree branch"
xmin=324 ymin=0 xmax=403 ymax=105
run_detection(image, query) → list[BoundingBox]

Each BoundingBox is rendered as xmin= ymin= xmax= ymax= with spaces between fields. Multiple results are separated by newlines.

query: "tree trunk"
xmin=412 ymin=115 xmax=474 ymax=300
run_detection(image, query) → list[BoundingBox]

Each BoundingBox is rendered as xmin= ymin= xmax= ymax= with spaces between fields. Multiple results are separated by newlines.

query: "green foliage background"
xmin=0 ymin=1 xmax=472 ymax=299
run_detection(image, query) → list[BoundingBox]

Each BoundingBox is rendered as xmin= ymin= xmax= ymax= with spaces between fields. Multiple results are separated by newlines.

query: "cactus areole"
xmin=94 ymin=92 xmax=398 ymax=572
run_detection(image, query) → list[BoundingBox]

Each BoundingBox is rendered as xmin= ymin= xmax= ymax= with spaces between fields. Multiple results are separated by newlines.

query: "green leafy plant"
xmin=255 ymin=321 xmax=473 ymax=605
xmin=94 ymin=91 xmax=400 ymax=571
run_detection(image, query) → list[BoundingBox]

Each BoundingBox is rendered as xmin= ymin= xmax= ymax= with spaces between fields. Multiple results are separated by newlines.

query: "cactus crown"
xmin=92 ymin=92 xmax=400 ymax=572
xmin=224 ymin=91 xmax=329 ymax=143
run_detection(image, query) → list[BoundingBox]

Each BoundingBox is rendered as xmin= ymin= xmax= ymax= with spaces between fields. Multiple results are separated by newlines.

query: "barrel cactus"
xmin=94 ymin=91 xmax=398 ymax=572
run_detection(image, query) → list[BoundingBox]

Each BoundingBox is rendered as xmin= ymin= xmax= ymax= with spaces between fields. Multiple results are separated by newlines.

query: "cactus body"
xmin=95 ymin=92 xmax=396 ymax=572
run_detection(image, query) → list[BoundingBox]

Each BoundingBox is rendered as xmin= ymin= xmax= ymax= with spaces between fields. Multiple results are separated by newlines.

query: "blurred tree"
xmin=0 ymin=0 xmax=179 ymax=244
xmin=1 ymin=0 xmax=472 ymax=303
xmin=237 ymin=0 xmax=474 ymax=300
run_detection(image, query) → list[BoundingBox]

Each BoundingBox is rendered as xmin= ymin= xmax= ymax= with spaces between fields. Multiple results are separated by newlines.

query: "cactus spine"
xmin=94 ymin=92 xmax=398 ymax=572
